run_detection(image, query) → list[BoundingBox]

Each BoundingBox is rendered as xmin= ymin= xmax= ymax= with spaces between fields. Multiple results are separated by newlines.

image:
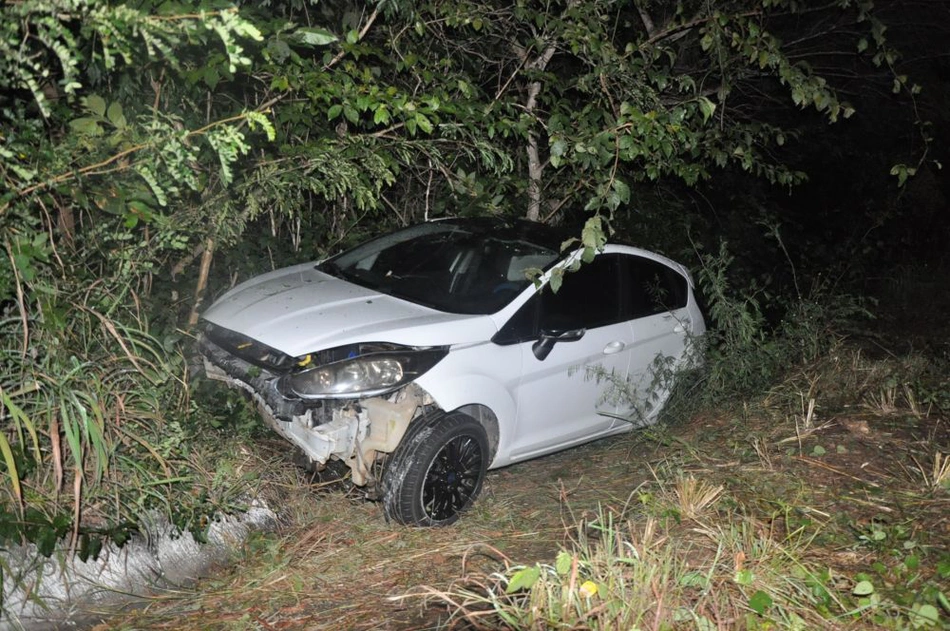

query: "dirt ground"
xmin=93 ymin=360 xmax=949 ymax=630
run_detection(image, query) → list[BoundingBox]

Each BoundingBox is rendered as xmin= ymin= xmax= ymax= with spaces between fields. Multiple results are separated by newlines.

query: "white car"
xmin=199 ymin=218 xmax=705 ymax=525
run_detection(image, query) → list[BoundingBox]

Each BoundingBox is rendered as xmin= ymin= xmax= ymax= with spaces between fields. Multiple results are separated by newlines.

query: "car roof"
xmin=429 ymin=217 xmax=572 ymax=252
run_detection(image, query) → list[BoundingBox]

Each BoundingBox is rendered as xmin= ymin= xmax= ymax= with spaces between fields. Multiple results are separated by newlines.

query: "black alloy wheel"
xmin=381 ymin=411 xmax=489 ymax=526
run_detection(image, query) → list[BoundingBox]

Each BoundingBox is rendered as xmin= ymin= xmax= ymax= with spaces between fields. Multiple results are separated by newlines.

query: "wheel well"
xmin=454 ymin=404 xmax=499 ymax=460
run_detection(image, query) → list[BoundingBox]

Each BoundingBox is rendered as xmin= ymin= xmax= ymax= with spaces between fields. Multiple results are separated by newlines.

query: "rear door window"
xmin=622 ymin=256 xmax=688 ymax=319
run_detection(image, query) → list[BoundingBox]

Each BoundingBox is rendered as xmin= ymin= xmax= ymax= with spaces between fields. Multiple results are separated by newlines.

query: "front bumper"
xmin=198 ymin=334 xmax=428 ymax=489
xmin=199 ymin=335 xmax=366 ymax=462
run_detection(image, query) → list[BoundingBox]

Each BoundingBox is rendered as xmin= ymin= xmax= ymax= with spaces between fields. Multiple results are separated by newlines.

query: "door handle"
xmin=603 ymin=341 xmax=625 ymax=355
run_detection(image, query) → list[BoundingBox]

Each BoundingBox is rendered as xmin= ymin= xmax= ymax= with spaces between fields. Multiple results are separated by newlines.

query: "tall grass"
xmin=693 ymin=242 xmax=870 ymax=405
xmin=0 ymin=285 xmax=252 ymax=560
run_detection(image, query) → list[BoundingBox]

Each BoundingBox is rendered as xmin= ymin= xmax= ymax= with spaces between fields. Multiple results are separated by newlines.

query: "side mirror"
xmin=531 ymin=327 xmax=585 ymax=361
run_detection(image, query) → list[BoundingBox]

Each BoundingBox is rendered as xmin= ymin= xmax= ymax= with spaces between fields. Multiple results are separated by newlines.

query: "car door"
xmin=617 ymin=254 xmax=694 ymax=425
xmin=493 ymin=254 xmax=635 ymax=460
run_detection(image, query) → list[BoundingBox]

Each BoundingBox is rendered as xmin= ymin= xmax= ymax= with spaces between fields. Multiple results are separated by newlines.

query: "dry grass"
xmin=911 ymin=451 xmax=950 ymax=492
xmin=90 ymin=344 xmax=950 ymax=630
xmin=670 ymin=475 xmax=725 ymax=520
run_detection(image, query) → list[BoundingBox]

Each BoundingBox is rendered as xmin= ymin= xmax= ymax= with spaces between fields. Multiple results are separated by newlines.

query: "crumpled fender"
xmin=414 ymin=370 xmax=518 ymax=469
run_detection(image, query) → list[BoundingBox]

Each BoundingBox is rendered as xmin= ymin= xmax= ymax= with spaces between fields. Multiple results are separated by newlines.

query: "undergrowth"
xmin=414 ymin=480 xmax=947 ymax=630
xmin=692 ymin=241 xmax=871 ymax=404
xmin=0 ymin=285 xmax=259 ymax=563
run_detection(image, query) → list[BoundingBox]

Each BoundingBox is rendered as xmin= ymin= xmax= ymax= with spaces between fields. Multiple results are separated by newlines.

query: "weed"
xmin=909 ymin=452 xmax=950 ymax=493
xmin=670 ymin=475 xmax=724 ymax=520
xmin=694 ymin=242 xmax=869 ymax=408
xmin=0 ymin=287 xmax=259 ymax=568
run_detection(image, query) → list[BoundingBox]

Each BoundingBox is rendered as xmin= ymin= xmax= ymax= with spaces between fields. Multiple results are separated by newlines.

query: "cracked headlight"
xmin=284 ymin=345 xmax=448 ymax=399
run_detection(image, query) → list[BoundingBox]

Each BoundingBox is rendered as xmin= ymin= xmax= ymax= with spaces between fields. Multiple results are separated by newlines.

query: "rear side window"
xmin=623 ymin=256 xmax=688 ymax=318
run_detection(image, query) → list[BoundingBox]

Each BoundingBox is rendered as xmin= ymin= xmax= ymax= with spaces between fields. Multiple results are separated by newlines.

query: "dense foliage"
xmin=0 ymin=0 xmax=941 ymax=569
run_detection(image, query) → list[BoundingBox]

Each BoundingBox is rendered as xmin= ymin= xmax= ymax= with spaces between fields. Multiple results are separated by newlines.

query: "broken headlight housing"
xmin=283 ymin=344 xmax=448 ymax=399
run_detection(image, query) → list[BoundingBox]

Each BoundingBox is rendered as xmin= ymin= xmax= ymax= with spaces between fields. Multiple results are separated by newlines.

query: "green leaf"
xmin=85 ymin=94 xmax=106 ymax=117
xmin=327 ymin=104 xmax=343 ymax=120
xmin=415 ymin=113 xmax=433 ymax=134
xmin=506 ymin=565 xmax=540 ymax=593
xmin=890 ymin=164 xmax=915 ymax=187
xmin=555 ymin=551 xmax=572 ymax=575
xmin=735 ymin=569 xmax=754 ymax=585
xmin=613 ymin=179 xmax=630 ymax=205
xmin=106 ymin=102 xmax=126 ymax=128
xmin=679 ymin=571 xmax=710 ymax=588
xmin=0 ymin=432 xmax=21 ymax=512
xmin=550 ymin=138 xmax=568 ymax=167
xmin=289 ymin=27 xmax=338 ymax=47
xmin=748 ymin=590 xmax=773 ymax=615
xmin=246 ymin=111 xmax=276 ymax=141
xmin=549 ymin=268 xmax=564 ymax=294
xmin=69 ymin=117 xmax=103 ymax=136
xmin=909 ymin=603 xmax=939 ymax=628
xmin=698 ymin=96 xmax=716 ymax=123
xmin=852 ymin=580 xmax=875 ymax=596
xmin=581 ymin=215 xmax=607 ymax=252
xmin=373 ymin=106 xmax=390 ymax=125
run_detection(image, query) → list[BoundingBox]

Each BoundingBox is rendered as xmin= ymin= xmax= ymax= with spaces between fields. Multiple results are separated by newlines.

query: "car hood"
xmin=201 ymin=262 xmax=496 ymax=357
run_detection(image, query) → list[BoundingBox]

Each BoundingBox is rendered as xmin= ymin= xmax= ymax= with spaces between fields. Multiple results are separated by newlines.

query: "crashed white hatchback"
xmin=200 ymin=218 xmax=705 ymax=525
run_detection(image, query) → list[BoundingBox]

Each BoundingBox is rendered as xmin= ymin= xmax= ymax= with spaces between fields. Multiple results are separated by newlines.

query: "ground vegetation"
xmin=0 ymin=0 xmax=947 ymax=625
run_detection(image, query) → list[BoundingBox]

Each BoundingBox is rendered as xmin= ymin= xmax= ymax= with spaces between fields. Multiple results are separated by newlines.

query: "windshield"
xmin=319 ymin=221 xmax=560 ymax=314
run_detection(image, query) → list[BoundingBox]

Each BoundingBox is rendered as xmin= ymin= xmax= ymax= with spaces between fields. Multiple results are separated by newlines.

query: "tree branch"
xmin=13 ymin=111 xmax=253 ymax=200
xmin=323 ymin=7 xmax=380 ymax=71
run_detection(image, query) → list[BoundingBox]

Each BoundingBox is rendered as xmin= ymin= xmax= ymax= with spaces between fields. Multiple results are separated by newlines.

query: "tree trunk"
xmin=188 ymin=237 xmax=215 ymax=327
xmin=522 ymin=48 xmax=555 ymax=222
xmin=520 ymin=0 xmax=575 ymax=222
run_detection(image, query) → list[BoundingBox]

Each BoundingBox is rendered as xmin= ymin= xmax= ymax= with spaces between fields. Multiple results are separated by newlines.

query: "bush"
xmin=693 ymin=242 xmax=870 ymax=405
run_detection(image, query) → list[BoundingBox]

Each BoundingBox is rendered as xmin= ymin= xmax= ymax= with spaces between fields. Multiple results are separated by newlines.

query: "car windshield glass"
xmin=318 ymin=222 xmax=559 ymax=314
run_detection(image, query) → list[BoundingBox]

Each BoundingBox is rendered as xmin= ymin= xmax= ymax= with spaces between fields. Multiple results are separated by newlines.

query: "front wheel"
xmin=381 ymin=411 xmax=489 ymax=526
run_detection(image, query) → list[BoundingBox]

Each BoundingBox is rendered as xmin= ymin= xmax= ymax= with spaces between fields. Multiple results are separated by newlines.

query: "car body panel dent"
xmin=204 ymin=353 xmax=431 ymax=487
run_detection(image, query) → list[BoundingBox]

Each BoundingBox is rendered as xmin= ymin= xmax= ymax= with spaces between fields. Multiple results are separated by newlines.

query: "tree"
xmin=0 ymin=0 xmax=930 ymax=554
xmin=0 ymin=0 xmax=272 ymax=552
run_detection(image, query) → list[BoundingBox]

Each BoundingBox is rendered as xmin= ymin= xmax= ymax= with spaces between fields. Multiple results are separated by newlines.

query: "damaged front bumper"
xmin=199 ymin=335 xmax=430 ymax=489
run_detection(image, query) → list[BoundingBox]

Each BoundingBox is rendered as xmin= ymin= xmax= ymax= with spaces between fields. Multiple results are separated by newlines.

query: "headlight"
xmin=283 ymin=345 xmax=448 ymax=399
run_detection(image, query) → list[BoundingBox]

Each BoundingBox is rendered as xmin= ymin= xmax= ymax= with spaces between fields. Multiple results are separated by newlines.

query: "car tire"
xmin=381 ymin=411 xmax=489 ymax=526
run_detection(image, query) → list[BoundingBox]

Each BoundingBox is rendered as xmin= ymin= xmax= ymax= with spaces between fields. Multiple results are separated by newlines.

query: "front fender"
xmin=414 ymin=343 xmax=521 ymax=468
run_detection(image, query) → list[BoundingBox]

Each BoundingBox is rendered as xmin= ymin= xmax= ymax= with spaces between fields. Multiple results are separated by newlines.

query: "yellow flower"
xmin=579 ymin=580 xmax=598 ymax=598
